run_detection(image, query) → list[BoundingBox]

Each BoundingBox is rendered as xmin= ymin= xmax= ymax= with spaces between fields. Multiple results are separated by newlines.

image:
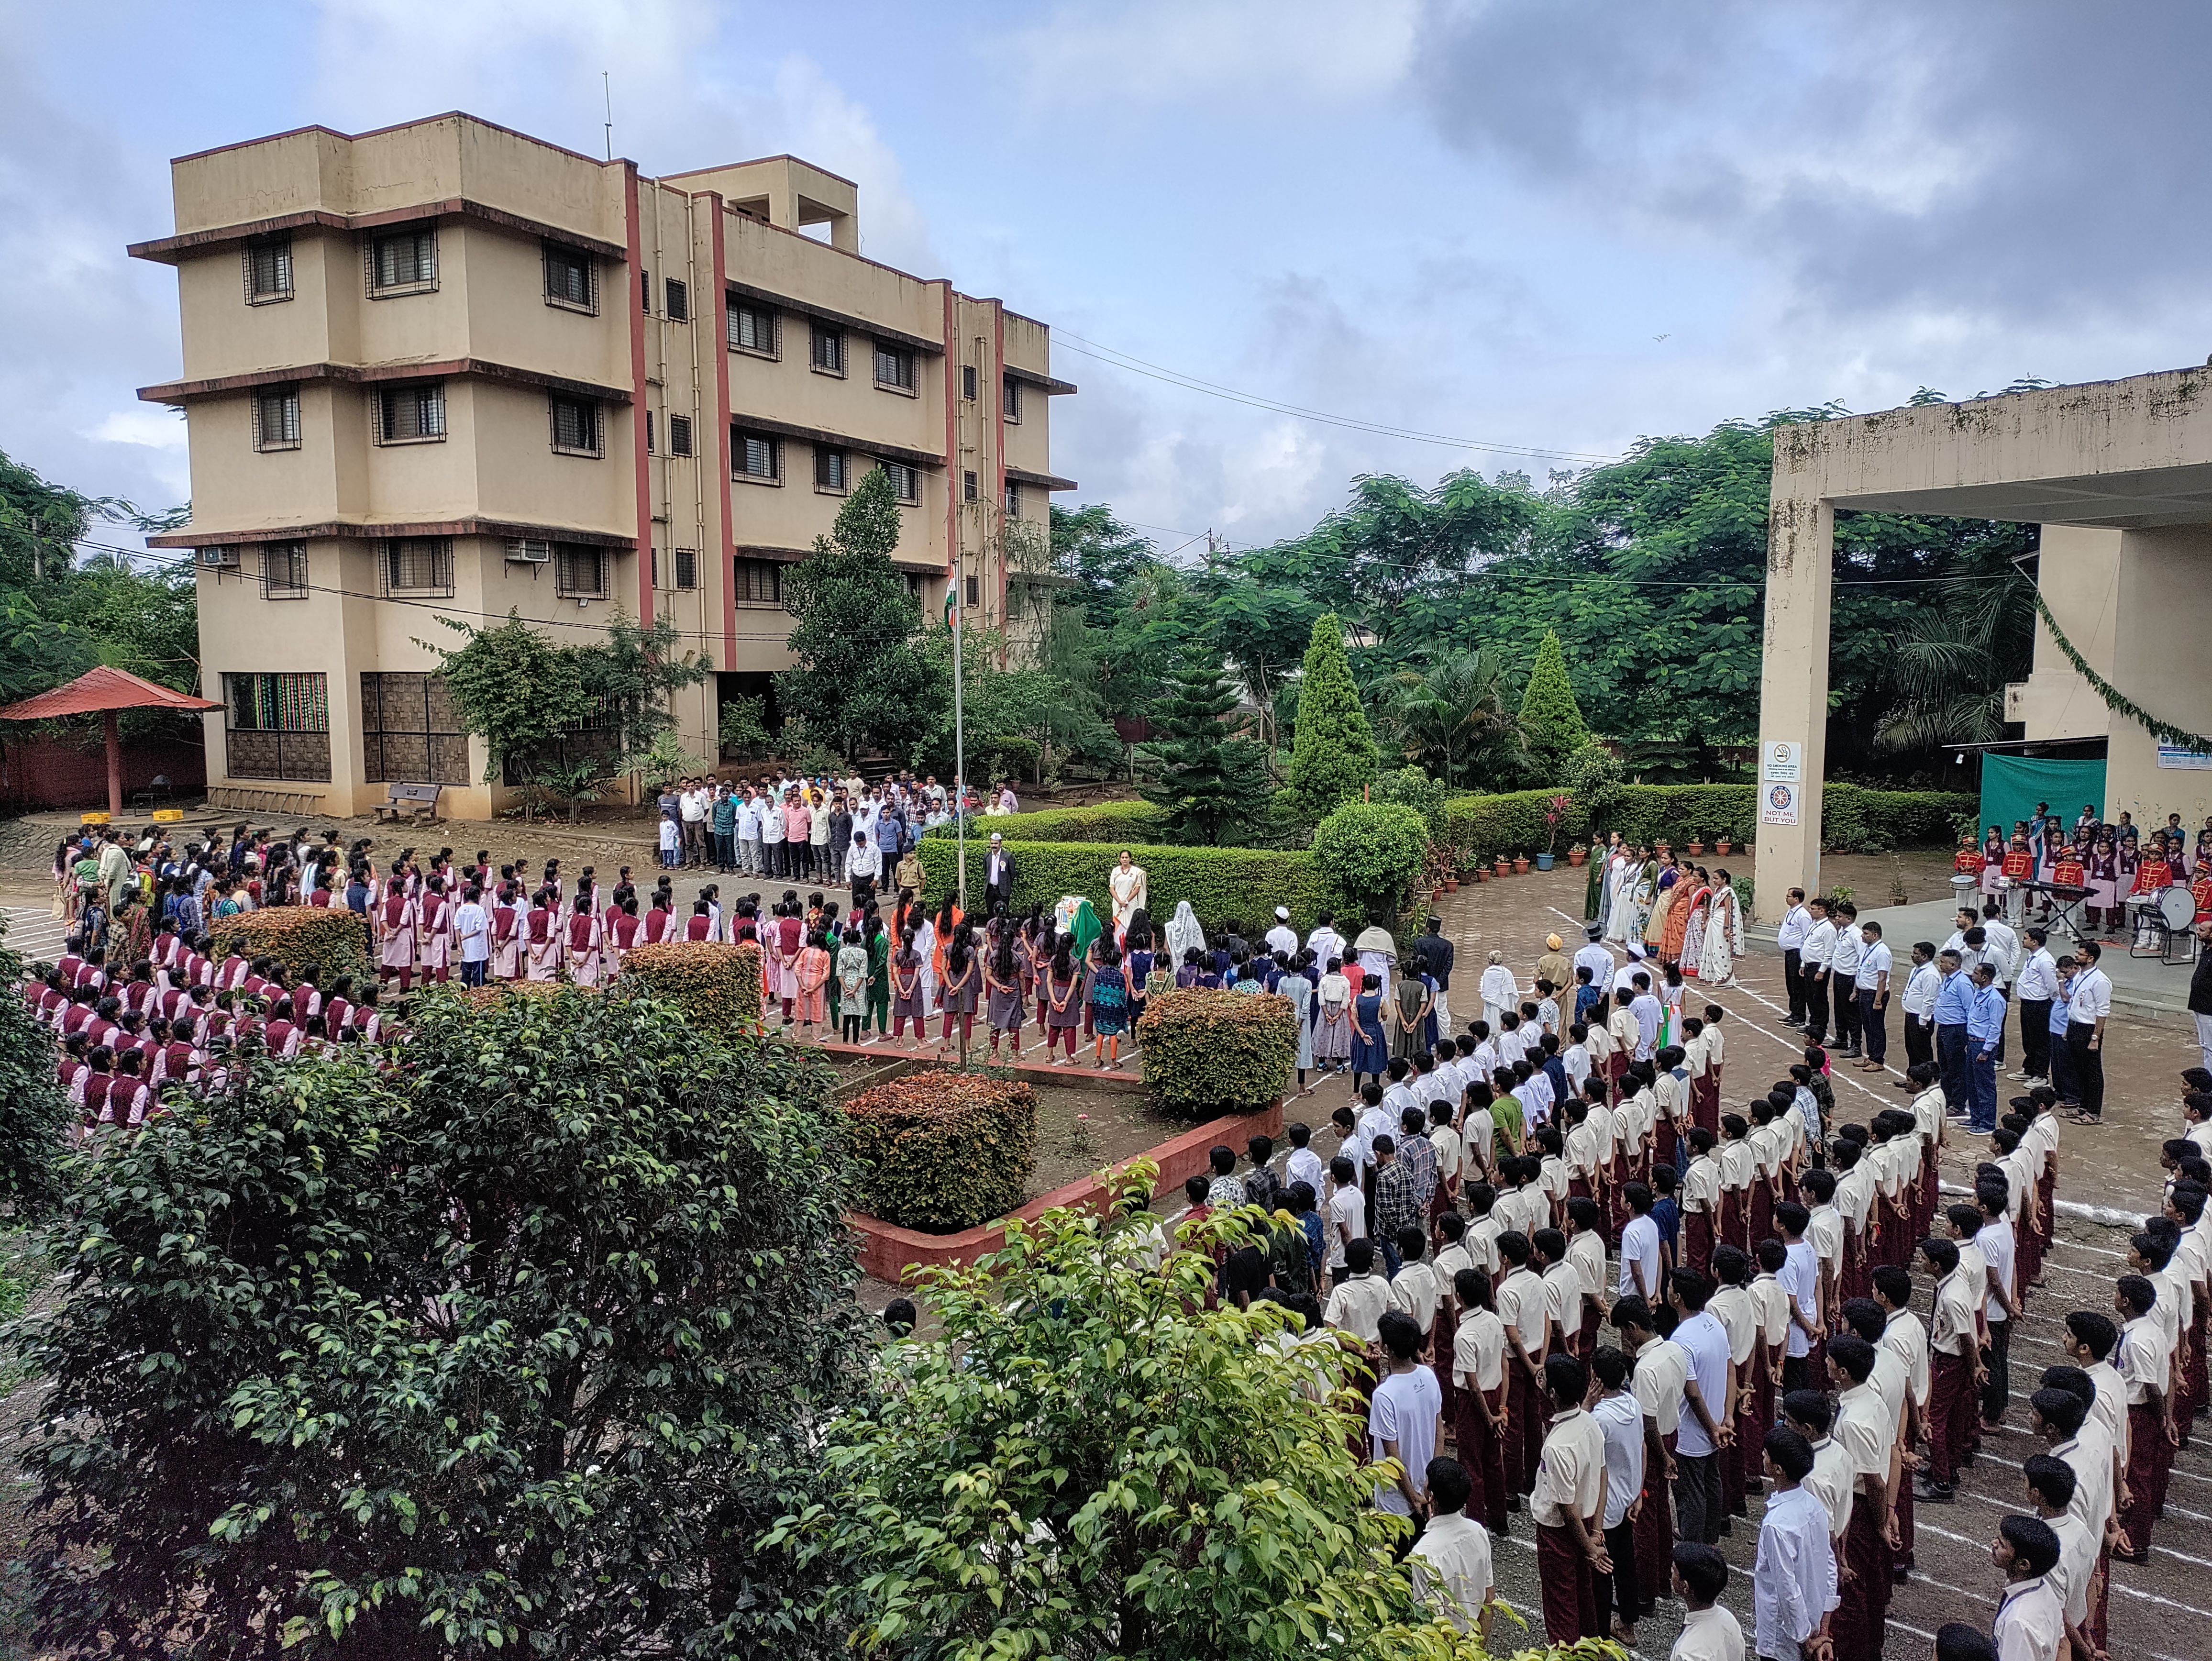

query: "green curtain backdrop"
xmin=1978 ymin=753 xmax=2107 ymax=836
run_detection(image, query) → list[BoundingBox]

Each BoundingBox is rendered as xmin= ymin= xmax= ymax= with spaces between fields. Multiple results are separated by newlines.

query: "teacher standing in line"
xmin=1109 ymin=848 xmax=1148 ymax=944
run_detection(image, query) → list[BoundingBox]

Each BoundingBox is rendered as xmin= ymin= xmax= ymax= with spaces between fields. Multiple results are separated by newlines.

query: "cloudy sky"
xmin=9 ymin=0 xmax=2212 ymax=558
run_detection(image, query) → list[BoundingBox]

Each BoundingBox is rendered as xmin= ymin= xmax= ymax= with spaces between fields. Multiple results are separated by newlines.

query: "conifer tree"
xmin=1518 ymin=629 xmax=1591 ymax=781
xmin=1139 ymin=642 xmax=1251 ymax=846
xmin=1285 ymin=612 xmax=1377 ymax=818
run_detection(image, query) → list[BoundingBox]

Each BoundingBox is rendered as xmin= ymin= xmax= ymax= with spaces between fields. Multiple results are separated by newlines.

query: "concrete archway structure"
xmin=1755 ymin=365 xmax=2212 ymax=918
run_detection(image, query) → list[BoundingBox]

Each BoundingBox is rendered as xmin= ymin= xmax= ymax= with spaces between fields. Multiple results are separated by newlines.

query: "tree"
xmin=1139 ymin=642 xmax=1267 ymax=846
xmin=773 ymin=1169 xmax=1540 ymax=1661
xmin=1874 ymin=557 xmax=2036 ymax=754
xmin=1285 ymin=612 xmax=1377 ymax=819
xmin=1050 ymin=501 xmax=1157 ymax=630
xmin=580 ymin=607 xmax=709 ymax=775
xmin=1516 ymin=630 xmax=1590 ymax=781
xmin=1379 ymin=648 xmax=1528 ymax=788
xmin=0 ymin=917 xmax=68 ymax=1218
xmin=423 ymin=610 xmax=594 ymax=784
xmin=779 ymin=466 xmax=932 ymax=762
xmin=20 ymin=984 xmax=871 ymax=1659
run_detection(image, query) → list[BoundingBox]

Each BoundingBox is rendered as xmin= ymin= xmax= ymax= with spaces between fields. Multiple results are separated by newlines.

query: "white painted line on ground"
xmin=1952 ymin=1486 xmax=2212 ymax=1566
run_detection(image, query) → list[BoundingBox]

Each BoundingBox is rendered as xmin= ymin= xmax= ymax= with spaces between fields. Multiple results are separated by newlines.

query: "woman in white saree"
xmin=1698 ymin=871 xmax=1744 ymax=985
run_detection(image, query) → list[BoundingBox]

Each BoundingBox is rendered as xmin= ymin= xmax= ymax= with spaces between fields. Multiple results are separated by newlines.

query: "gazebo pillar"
xmin=104 ymin=709 xmax=122 ymax=819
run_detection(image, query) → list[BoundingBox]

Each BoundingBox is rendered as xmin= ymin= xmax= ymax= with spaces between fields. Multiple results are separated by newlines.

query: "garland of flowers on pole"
xmin=2033 ymin=589 xmax=2212 ymax=754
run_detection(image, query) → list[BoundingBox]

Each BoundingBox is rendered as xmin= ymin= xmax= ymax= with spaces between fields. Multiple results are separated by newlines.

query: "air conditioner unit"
xmin=506 ymin=538 xmax=552 ymax=564
xmin=197 ymin=546 xmax=240 ymax=570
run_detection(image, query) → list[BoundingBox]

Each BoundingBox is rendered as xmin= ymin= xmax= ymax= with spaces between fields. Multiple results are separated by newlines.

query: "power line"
xmin=1052 ymin=328 xmax=1621 ymax=465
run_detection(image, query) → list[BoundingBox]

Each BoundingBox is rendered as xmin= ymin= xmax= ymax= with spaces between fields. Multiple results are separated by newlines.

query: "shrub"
xmin=927 ymin=799 xmax=1161 ymax=843
xmin=981 ymin=733 xmax=1041 ymax=782
xmin=210 ymin=905 xmax=370 ymax=978
xmin=843 ymin=1068 xmax=1038 ymax=1231
xmin=1138 ymin=988 xmax=1297 ymax=1118
xmin=1370 ymin=764 xmax=1447 ymax=831
xmin=1564 ymin=740 xmax=1626 ymax=824
xmin=0 ymin=918 xmax=67 ymax=1218
xmin=18 ymin=981 xmax=868 ymax=1658
xmin=917 ymin=838 xmax=1321 ymax=934
xmin=1438 ymin=784 xmax=1975 ymax=860
xmin=621 ymin=941 xmax=764 ymax=1035
xmin=1310 ymin=801 xmax=1431 ymax=924
xmin=1517 ymin=629 xmax=1591 ymax=779
xmin=1284 ymin=612 xmax=1377 ymax=819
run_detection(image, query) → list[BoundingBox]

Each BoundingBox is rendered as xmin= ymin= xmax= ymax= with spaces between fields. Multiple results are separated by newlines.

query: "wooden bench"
xmin=209 ymin=785 xmax=326 ymax=816
xmin=372 ymin=782 xmax=443 ymax=824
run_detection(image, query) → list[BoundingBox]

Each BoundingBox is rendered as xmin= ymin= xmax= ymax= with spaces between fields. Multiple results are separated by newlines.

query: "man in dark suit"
xmin=983 ymin=831 xmax=1017 ymax=915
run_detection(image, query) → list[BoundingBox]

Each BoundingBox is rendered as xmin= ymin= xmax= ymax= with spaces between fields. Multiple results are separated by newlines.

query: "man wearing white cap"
xmin=1265 ymin=906 xmax=1299 ymax=960
xmin=1573 ymin=924 xmax=1617 ymax=992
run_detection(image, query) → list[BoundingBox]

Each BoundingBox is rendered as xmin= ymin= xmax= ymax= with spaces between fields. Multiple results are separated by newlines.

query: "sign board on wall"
xmin=1759 ymin=740 xmax=1803 ymax=825
xmin=2157 ymin=744 xmax=2212 ymax=770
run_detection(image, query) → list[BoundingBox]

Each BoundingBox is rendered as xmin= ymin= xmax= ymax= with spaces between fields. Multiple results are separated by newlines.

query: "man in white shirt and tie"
xmin=1799 ymin=898 xmax=1838 ymax=1049
xmin=1776 ymin=887 xmax=1813 ymax=1027
xmin=2063 ymin=941 xmax=2112 ymax=1124
xmin=2012 ymin=926 xmax=2059 ymax=1087
xmin=1851 ymin=919 xmax=1892 ymax=1073
xmin=1899 ymin=940 xmax=1943 ymax=1086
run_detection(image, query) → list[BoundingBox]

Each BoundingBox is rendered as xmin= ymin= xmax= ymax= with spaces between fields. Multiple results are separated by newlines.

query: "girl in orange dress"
xmin=792 ymin=927 xmax=832 ymax=1040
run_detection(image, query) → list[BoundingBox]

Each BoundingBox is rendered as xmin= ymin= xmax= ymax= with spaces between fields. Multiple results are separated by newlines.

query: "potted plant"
xmin=1513 ymin=854 xmax=1530 ymax=876
xmin=1493 ymin=855 xmax=1511 ymax=878
xmin=1473 ymin=864 xmax=1489 ymax=884
xmin=1537 ymin=793 xmax=1568 ymax=871
xmin=1567 ymin=842 xmax=1588 ymax=867
xmin=1715 ymin=833 xmax=1733 ymax=855
xmin=1687 ymin=838 xmax=1704 ymax=856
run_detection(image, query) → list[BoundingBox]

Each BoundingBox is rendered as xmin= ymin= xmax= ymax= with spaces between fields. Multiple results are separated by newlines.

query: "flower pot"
xmin=1687 ymin=841 xmax=1703 ymax=855
xmin=1493 ymin=860 xmax=1510 ymax=877
xmin=1474 ymin=867 xmax=1489 ymax=883
xmin=1716 ymin=840 xmax=1732 ymax=855
xmin=1513 ymin=857 xmax=1530 ymax=875
xmin=1444 ymin=876 xmax=1459 ymax=893
xmin=1567 ymin=849 xmax=1586 ymax=867
xmin=1535 ymin=852 xmax=1555 ymax=871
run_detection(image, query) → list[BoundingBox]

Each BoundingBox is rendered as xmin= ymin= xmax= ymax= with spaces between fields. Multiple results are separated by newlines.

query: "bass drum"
xmin=2157 ymin=885 xmax=2198 ymax=930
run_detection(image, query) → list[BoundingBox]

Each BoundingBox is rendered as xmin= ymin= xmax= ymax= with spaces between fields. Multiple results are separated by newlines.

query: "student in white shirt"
xmin=1668 ymin=1543 xmax=1745 ymax=1661
xmin=1325 ymin=1239 xmax=1391 ymax=1343
xmin=1590 ymin=1345 xmax=1645 ymax=1648
xmin=1988 ymin=1514 xmax=2065 ymax=1661
xmin=1408 ymin=1455 xmax=1495 ymax=1643
xmin=1529 ymin=1351 xmax=1609 ymax=1645
xmin=1751 ymin=1427 xmax=1836 ymax=1661
xmin=1368 ymin=1311 xmax=1443 ymax=1518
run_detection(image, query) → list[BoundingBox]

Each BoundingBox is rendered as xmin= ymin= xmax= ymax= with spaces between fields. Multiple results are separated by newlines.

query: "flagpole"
xmin=953 ymin=570 xmax=967 ymax=917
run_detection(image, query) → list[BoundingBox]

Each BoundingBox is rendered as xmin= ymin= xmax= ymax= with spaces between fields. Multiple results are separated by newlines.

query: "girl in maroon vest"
xmin=378 ymin=874 xmax=419 ymax=992
xmin=524 ymin=890 xmax=560 ymax=981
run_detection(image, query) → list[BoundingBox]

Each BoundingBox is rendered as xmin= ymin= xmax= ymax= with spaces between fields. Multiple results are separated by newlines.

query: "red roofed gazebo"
xmin=0 ymin=666 xmax=221 ymax=819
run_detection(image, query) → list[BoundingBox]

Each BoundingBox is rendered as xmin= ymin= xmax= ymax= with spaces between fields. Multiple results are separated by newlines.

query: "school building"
xmin=132 ymin=112 xmax=1075 ymax=819
xmin=1755 ymin=365 xmax=2212 ymax=917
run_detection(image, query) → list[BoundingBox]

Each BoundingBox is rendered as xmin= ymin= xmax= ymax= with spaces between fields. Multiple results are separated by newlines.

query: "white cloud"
xmin=88 ymin=408 xmax=188 ymax=452
xmin=1003 ymin=0 xmax=1420 ymax=111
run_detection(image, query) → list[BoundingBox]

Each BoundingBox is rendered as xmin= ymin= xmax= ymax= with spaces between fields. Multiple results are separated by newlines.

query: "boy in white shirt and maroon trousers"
xmin=1530 ymin=1351 xmax=1608 ymax=1646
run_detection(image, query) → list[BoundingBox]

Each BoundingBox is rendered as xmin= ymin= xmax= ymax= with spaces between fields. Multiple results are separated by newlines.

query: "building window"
xmin=641 ymin=270 xmax=651 ymax=312
xmin=544 ymin=242 xmax=596 ymax=312
xmin=555 ymin=543 xmax=607 ymax=599
xmin=1002 ymin=377 xmax=1022 ymax=422
xmin=366 ymin=226 xmax=437 ymax=296
xmin=668 ymin=414 xmax=694 ymax=457
xmin=811 ymin=323 xmax=845 ymax=375
xmin=665 ymin=277 xmax=689 ymax=322
xmin=252 ymin=385 xmax=301 ymax=451
xmin=815 ymin=446 xmax=847 ymax=493
xmin=380 ymin=537 xmax=453 ymax=597
xmin=962 ymin=365 xmax=977 ymax=401
xmin=673 ymin=547 xmax=698 ymax=589
xmin=874 ymin=342 xmax=915 ymax=391
xmin=259 ymin=543 xmax=309 ymax=599
xmin=645 ymin=410 xmax=655 ymax=454
xmin=735 ymin=557 xmax=784 ymax=607
xmin=883 ymin=462 xmax=920 ymax=503
xmin=243 ymin=236 xmax=292 ymax=304
xmin=966 ymin=575 xmax=981 ymax=609
xmin=361 ymin=671 xmax=468 ymax=785
xmin=550 ymin=395 xmax=602 ymax=456
xmin=963 ymin=469 xmax=978 ymax=502
xmin=1004 ymin=481 xmax=1022 ymax=519
xmin=734 ymin=429 xmax=781 ymax=483
xmin=375 ymin=383 xmax=446 ymax=444
xmin=224 ymin=671 xmax=330 ymax=782
xmin=905 ymin=573 xmax=926 ymax=600
xmin=729 ymin=301 xmax=778 ymax=357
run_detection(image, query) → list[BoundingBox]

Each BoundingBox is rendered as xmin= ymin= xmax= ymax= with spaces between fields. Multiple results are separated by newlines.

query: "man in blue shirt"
xmin=1932 ymin=949 xmax=1973 ymax=1119
xmin=1965 ymin=963 xmax=2006 ymax=1133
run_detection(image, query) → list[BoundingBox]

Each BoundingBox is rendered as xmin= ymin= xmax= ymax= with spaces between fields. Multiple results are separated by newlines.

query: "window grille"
xmin=243 ymin=236 xmax=292 ymax=303
xmin=815 ymin=447 xmax=847 ymax=492
xmin=550 ymin=395 xmax=601 ymax=456
xmin=874 ymin=342 xmax=915 ymax=389
xmin=361 ymin=671 xmax=468 ymax=784
xmin=735 ymin=558 xmax=784 ymax=607
xmin=381 ymin=537 xmax=453 ymax=596
xmin=735 ymin=431 xmax=780 ymax=481
xmin=544 ymin=243 xmax=596 ymax=310
xmin=376 ymin=383 xmax=445 ymax=443
xmin=885 ymin=463 xmax=920 ymax=503
xmin=1004 ymin=481 xmax=1022 ymax=519
xmin=664 ymin=277 xmax=689 ymax=321
xmin=810 ymin=324 xmax=844 ymax=373
xmin=555 ymin=544 xmax=607 ymax=598
xmin=252 ymin=386 xmax=301 ymax=451
xmin=669 ymin=414 xmax=693 ymax=456
xmin=962 ymin=365 xmax=977 ymax=400
xmin=674 ymin=547 xmax=698 ymax=589
xmin=729 ymin=302 xmax=777 ymax=355
xmin=966 ymin=575 xmax=981 ymax=608
xmin=963 ymin=469 xmax=977 ymax=502
xmin=645 ymin=410 xmax=655 ymax=453
xmin=259 ymin=543 xmax=309 ymax=599
xmin=224 ymin=671 xmax=330 ymax=781
xmin=367 ymin=226 xmax=437 ymax=294
xmin=1002 ymin=377 xmax=1022 ymax=421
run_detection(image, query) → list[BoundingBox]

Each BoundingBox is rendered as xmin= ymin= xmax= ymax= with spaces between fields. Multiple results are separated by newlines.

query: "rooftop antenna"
xmin=602 ymin=72 xmax=613 ymax=162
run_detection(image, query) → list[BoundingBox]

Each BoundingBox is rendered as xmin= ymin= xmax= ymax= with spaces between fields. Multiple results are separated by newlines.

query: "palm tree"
xmin=1874 ymin=565 xmax=2035 ymax=753
xmin=1380 ymin=648 xmax=1529 ymax=787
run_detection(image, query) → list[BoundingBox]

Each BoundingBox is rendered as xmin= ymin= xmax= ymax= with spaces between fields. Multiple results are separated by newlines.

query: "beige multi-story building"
xmin=133 ymin=112 xmax=1075 ymax=819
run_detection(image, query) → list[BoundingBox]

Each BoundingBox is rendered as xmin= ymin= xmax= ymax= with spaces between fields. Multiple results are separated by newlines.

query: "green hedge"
xmin=1137 ymin=987 xmax=1297 ymax=1119
xmin=622 ymin=941 xmax=765 ymax=1036
xmin=916 ymin=837 xmax=1322 ymax=933
xmin=924 ymin=799 xmax=1161 ymax=844
xmin=1439 ymin=785 xmax=1974 ymax=860
xmin=210 ymin=907 xmax=370 ymax=979
xmin=843 ymin=1069 xmax=1038 ymax=1232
